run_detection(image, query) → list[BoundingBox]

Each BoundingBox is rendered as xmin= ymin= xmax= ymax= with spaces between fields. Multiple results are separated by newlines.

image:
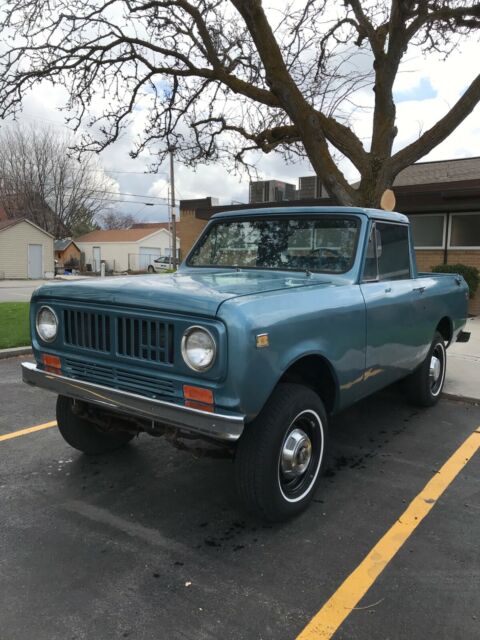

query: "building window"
xmin=408 ymin=214 xmax=446 ymax=249
xmin=449 ymin=213 xmax=480 ymax=249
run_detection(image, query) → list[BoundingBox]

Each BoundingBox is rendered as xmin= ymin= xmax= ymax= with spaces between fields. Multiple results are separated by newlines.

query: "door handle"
xmin=413 ymin=286 xmax=426 ymax=293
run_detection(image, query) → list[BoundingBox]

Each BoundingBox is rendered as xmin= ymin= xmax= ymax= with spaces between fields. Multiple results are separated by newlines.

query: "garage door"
xmin=139 ymin=246 xmax=161 ymax=269
xmin=28 ymin=244 xmax=43 ymax=279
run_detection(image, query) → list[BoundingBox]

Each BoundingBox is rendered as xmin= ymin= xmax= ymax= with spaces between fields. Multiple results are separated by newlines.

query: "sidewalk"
xmin=444 ymin=317 xmax=480 ymax=402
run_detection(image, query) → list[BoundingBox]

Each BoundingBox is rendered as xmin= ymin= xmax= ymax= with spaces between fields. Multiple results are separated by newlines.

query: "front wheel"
xmin=404 ymin=331 xmax=447 ymax=407
xmin=234 ymin=383 xmax=328 ymax=522
xmin=147 ymin=265 xmax=155 ymax=273
xmin=56 ymin=396 xmax=135 ymax=455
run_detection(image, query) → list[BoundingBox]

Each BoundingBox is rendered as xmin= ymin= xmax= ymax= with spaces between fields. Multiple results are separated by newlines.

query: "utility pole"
xmin=167 ymin=185 xmax=172 ymax=269
xmin=169 ymin=148 xmax=177 ymax=270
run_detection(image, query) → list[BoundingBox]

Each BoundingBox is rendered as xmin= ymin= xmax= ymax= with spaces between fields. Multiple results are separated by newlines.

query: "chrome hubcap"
xmin=429 ymin=355 xmax=441 ymax=383
xmin=280 ymin=428 xmax=312 ymax=479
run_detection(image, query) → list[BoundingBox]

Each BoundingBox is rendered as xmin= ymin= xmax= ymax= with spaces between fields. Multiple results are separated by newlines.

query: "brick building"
xmin=178 ymin=157 xmax=480 ymax=315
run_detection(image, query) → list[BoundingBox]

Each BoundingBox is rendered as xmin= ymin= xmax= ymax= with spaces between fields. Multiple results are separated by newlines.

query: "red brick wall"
xmin=415 ymin=249 xmax=480 ymax=316
xmin=176 ymin=210 xmax=209 ymax=260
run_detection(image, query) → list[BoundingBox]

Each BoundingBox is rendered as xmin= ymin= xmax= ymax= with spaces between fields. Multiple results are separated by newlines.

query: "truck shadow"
xmin=58 ymin=382 xmax=429 ymax=547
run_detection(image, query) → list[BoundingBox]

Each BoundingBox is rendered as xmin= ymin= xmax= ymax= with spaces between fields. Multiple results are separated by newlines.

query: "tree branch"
xmin=390 ymin=72 xmax=480 ymax=173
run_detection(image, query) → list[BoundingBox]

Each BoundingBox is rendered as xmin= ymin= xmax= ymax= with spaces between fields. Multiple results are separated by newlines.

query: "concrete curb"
xmin=0 ymin=346 xmax=32 ymax=360
xmin=443 ymin=392 xmax=480 ymax=406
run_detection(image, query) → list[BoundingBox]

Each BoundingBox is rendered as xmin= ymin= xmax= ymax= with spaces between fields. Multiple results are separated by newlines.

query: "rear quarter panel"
xmin=416 ymin=273 xmax=469 ymax=341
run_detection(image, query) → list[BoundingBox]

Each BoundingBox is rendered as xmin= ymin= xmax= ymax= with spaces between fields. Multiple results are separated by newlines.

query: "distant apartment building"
xmin=297 ymin=175 xmax=324 ymax=199
xmin=249 ymin=180 xmax=296 ymax=203
xmin=249 ymin=176 xmax=323 ymax=203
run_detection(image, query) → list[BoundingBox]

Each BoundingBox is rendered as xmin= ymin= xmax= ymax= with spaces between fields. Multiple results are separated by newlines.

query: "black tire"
xmin=56 ymin=396 xmax=134 ymax=455
xmin=147 ymin=265 xmax=155 ymax=273
xmin=404 ymin=331 xmax=447 ymax=407
xmin=234 ymin=383 xmax=328 ymax=522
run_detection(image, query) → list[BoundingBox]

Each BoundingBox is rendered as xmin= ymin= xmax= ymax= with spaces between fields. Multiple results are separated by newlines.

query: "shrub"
xmin=431 ymin=264 xmax=480 ymax=299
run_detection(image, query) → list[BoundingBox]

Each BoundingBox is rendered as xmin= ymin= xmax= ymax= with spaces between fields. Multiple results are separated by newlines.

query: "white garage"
xmin=75 ymin=224 xmax=180 ymax=273
xmin=0 ymin=218 xmax=54 ymax=279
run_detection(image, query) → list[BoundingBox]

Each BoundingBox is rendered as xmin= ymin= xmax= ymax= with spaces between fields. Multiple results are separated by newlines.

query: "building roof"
xmin=393 ymin=157 xmax=480 ymax=186
xmin=0 ymin=217 xmax=54 ymax=237
xmin=75 ymin=227 xmax=171 ymax=243
xmin=130 ymin=222 xmax=170 ymax=230
xmin=54 ymin=238 xmax=80 ymax=252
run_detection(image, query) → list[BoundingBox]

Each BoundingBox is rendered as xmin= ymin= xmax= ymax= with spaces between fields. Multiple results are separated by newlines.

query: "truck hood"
xmin=33 ymin=270 xmax=329 ymax=317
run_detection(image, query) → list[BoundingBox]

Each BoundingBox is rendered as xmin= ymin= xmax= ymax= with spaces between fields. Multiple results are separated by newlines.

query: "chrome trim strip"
xmin=21 ymin=362 xmax=244 ymax=442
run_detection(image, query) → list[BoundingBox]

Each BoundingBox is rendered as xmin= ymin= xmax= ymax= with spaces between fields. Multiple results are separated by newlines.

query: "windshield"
xmin=188 ymin=216 xmax=359 ymax=273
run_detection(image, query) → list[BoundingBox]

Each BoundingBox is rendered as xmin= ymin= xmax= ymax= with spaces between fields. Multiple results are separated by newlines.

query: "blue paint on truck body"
xmin=29 ymin=207 xmax=469 ymax=423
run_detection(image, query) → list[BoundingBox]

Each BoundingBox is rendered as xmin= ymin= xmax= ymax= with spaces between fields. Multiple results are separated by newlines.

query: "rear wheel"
xmin=404 ymin=331 xmax=447 ymax=407
xmin=56 ymin=396 xmax=134 ymax=455
xmin=235 ymin=383 xmax=328 ymax=522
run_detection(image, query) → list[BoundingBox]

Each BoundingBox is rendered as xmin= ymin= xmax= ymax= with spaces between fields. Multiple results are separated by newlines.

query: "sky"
xmin=1 ymin=8 xmax=480 ymax=225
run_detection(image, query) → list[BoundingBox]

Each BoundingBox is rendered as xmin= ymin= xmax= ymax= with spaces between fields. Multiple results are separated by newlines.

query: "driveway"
xmin=1 ymin=356 xmax=479 ymax=639
xmin=0 ymin=276 xmax=91 ymax=302
xmin=0 ymin=280 xmax=48 ymax=301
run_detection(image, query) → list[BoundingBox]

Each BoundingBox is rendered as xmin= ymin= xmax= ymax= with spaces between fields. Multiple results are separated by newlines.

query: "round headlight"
xmin=181 ymin=326 xmax=216 ymax=371
xmin=36 ymin=306 xmax=58 ymax=343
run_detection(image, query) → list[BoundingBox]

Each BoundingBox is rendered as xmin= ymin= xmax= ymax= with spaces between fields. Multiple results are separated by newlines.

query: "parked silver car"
xmin=147 ymin=256 xmax=171 ymax=273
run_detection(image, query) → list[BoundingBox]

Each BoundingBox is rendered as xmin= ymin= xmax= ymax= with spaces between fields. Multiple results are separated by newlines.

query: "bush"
xmin=64 ymin=257 xmax=80 ymax=269
xmin=431 ymin=264 xmax=480 ymax=298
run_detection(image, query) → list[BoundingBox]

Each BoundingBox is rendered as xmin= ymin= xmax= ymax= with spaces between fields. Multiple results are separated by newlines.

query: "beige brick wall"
xmin=415 ymin=249 xmax=480 ymax=316
xmin=177 ymin=210 xmax=208 ymax=261
xmin=0 ymin=221 xmax=54 ymax=278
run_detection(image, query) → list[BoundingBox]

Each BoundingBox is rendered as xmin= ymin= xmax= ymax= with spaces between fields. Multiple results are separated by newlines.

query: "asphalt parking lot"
xmin=1 ymin=355 xmax=479 ymax=640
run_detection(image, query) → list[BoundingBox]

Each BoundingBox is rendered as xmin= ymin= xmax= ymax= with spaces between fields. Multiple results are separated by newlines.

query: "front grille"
xmin=64 ymin=309 xmax=111 ymax=352
xmin=117 ymin=317 xmax=174 ymax=364
xmin=63 ymin=359 xmax=175 ymax=397
xmin=63 ymin=308 xmax=174 ymax=365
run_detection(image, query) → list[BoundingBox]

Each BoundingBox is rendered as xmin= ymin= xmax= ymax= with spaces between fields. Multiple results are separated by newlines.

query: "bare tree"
xmin=99 ymin=210 xmax=137 ymax=229
xmin=0 ymin=124 xmax=112 ymax=236
xmin=0 ymin=1 xmax=479 ymax=207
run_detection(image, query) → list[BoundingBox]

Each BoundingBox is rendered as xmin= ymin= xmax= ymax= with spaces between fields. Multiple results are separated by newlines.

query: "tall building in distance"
xmin=249 ymin=180 xmax=296 ymax=203
xmin=249 ymin=176 xmax=324 ymax=203
xmin=297 ymin=175 xmax=324 ymax=200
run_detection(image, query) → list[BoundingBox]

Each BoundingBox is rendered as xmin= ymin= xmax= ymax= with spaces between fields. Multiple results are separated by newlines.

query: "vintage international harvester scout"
xmin=23 ymin=207 xmax=471 ymax=521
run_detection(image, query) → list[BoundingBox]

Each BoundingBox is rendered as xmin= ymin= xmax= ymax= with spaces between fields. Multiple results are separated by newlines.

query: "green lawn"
xmin=0 ymin=302 xmax=31 ymax=349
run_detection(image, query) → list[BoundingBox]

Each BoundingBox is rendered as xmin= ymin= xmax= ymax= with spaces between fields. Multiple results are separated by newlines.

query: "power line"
xmin=90 ymin=189 xmax=175 ymax=201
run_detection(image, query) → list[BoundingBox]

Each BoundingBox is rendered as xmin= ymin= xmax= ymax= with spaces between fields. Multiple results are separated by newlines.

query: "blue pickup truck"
xmin=23 ymin=207 xmax=470 ymax=521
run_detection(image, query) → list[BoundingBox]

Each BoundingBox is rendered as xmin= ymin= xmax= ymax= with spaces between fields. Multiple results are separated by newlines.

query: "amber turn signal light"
xmin=41 ymin=353 xmax=61 ymax=373
xmin=183 ymin=385 xmax=214 ymax=405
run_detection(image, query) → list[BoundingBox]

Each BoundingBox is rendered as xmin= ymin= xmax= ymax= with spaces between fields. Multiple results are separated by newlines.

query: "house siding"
xmin=76 ymin=230 xmax=178 ymax=272
xmin=56 ymin=243 xmax=81 ymax=267
xmin=0 ymin=221 xmax=54 ymax=279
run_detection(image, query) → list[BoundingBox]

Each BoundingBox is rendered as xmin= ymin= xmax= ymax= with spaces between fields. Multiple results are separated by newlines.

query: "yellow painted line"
xmin=297 ymin=427 xmax=480 ymax=640
xmin=0 ymin=421 xmax=57 ymax=442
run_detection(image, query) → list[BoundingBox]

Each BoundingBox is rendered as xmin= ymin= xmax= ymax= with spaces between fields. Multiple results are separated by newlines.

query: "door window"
xmin=363 ymin=223 xmax=410 ymax=281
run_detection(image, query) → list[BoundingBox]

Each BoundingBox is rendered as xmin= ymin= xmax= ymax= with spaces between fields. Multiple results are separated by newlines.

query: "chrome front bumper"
xmin=22 ymin=362 xmax=245 ymax=442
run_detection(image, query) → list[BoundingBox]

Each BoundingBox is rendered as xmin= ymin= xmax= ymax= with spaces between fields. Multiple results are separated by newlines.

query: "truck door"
xmin=360 ymin=221 xmax=417 ymax=393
